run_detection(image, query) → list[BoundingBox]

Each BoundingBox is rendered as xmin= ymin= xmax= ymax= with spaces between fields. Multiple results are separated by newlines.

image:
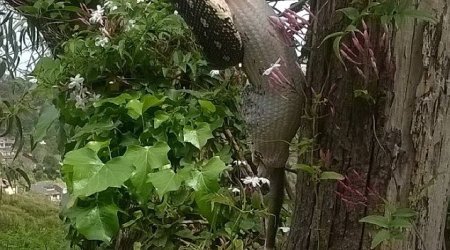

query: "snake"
xmin=172 ymin=0 xmax=304 ymax=248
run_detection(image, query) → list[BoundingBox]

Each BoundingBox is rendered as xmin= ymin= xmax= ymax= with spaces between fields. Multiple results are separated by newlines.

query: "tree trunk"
xmin=287 ymin=0 xmax=449 ymax=249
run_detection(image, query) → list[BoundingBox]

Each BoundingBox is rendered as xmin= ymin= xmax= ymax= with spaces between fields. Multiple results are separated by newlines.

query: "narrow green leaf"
xmin=370 ymin=229 xmax=391 ymax=249
xmin=337 ymin=7 xmax=360 ymax=21
xmin=360 ymin=215 xmax=390 ymax=228
xmin=392 ymin=208 xmax=416 ymax=218
xmin=319 ymin=171 xmax=345 ymax=180
xmin=293 ymin=164 xmax=317 ymax=175
xmin=32 ymin=103 xmax=59 ymax=150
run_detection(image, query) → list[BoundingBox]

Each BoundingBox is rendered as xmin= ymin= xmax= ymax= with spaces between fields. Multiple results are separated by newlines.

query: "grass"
xmin=0 ymin=193 xmax=69 ymax=250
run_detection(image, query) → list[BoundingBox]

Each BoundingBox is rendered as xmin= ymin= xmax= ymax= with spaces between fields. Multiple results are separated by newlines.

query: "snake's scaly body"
xmin=173 ymin=1 xmax=304 ymax=248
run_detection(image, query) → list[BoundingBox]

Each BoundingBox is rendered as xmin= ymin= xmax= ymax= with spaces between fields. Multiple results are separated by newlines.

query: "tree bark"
xmin=287 ymin=0 xmax=449 ymax=249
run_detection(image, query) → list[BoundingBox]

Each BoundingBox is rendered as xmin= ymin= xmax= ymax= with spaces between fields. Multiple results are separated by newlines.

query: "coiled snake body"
xmin=173 ymin=1 xmax=304 ymax=248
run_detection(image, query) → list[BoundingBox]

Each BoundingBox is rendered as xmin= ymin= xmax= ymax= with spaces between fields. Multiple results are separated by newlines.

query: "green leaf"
xmin=370 ymin=229 xmax=391 ymax=249
xmin=319 ymin=32 xmax=344 ymax=47
xmin=392 ymin=208 xmax=416 ymax=218
xmin=32 ymin=103 xmax=59 ymax=149
xmin=93 ymin=93 xmax=134 ymax=107
xmin=293 ymin=164 xmax=317 ymax=175
xmin=337 ymin=7 xmax=360 ymax=21
xmin=67 ymin=198 xmax=119 ymax=242
xmin=126 ymin=99 xmax=143 ymax=119
xmin=183 ymin=122 xmax=213 ymax=149
xmin=124 ymin=142 xmax=171 ymax=202
xmin=147 ymin=169 xmax=182 ymax=197
xmin=63 ymin=148 xmax=134 ymax=197
xmin=142 ymin=95 xmax=166 ymax=112
xmin=319 ymin=171 xmax=345 ymax=180
xmin=85 ymin=140 xmax=110 ymax=153
xmin=72 ymin=120 xmax=116 ymax=139
xmin=198 ymin=100 xmax=216 ymax=113
xmin=154 ymin=111 xmax=170 ymax=129
xmin=333 ymin=35 xmax=345 ymax=66
xmin=389 ymin=218 xmax=412 ymax=229
xmin=400 ymin=8 xmax=437 ymax=23
xmin=359 ymin=215 xmax=390 ymax=228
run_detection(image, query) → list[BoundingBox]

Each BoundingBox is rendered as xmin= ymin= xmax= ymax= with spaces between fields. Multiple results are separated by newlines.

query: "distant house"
xmin=0 ymin=137 xmax=15 ymax=160
xmin=0 ymin=178 xmax=17 ymax=195
xmin=31 ymin=181 xmax=67 ymax=202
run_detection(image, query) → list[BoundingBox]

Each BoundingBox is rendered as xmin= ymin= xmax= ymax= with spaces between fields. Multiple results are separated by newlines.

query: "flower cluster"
xmin=241 ymin=176 xmax=270 ymax=188
xmin=67 ymin=74 xmax=100 ymax=109
xmin=268 ymin=8 xmax=312 ymax=47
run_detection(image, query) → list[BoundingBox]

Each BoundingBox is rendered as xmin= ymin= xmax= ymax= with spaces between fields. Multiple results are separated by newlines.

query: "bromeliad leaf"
xmin=370 ymin=229 xmax=391 ymax=249
xmin=359 ymin=215 xmax=390 ymax=228
xmin=147 ymin=169 xmax=182 ymax=198
xmin=63 ymin=148 xmax=134 ymax=197
xmin=183 ymin=122 xmax=213 ymax=149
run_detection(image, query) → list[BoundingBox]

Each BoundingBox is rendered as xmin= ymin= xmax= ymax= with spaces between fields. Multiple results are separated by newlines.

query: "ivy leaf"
xmin=154 ymin=111 xmax=170 ymax=129
xmin=142 ymin=95 xmax=166 ymax=112
xmin=359 ymin=215 xmax=390 ymax=228
xmin=124 ymin=142 xmax=171 ymax=202
xmin=63 ymin=148 xmax=134 ymax=197
xmin=66 ymin=198 xmax=119 ymax=242
xmin=93 ymin=93 xmax=134 ymax=107
xmin=72 ymin=120 xmax=116 ymax=139
xmin=183 ymin=122 xmax=213 ymax=149
xmin=319 ymin=171 xmax=345 ymax=180
xmin=126 ymin=99 xmax=143 ymax=119
xmin=192 ymin=157 xmax=227 ymax=221
xmin=31 ymin=103 xmax=59 ymax=150
xmin=198 ymin=100 xmax=216 ymax=113
xmin=370 ymin=229 xmax=391 ymax=249
xmin=147 ymin=169 xmax=182 ymax=197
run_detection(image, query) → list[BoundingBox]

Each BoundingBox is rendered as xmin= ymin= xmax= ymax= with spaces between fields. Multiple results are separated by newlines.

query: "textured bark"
xmin=287 ymin=0 xmax=449 ymax=249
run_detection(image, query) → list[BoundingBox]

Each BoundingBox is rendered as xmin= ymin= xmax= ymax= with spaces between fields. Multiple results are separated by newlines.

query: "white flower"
xmin=174 ymin=10 xmax=179 ymax=15
xmin=228 ymin=187 xmax=241 ymax=194
xmin=69 ymin=74 xmax=84 ymax=89
xmin=125 ymin=19 xmax=136 ymax=31
xmin=74 ymin=94 xmax=86 ymax=108
xmin=104 ymin=1 xmax=118 ymax=10
xmin=279 ymin=227 xmax=290 ymax=233
xmin=39 ymin=141 xmax=46 ymax=145
xmin=259 ymin=177 xmax=270 ymax=185
xmin=126 ymin=2 xmax=132 ymax=9
xmin=89 ymin=5 xmax=105 ymax=24
xmin=209 ymin=70 xmax=220 ymax=77
xmin=137 ymin=0 xmax=144 ymax=3
xmin=262 ymin=58 xmax=281 ymax=76
xmin=242 ymin=176 xmax=261 ymax=187
xmin=95 ymin=36 xmax=109 ymax=47
xmin=28 ymin=77 xmax=38 ymax=84
xmin=241 ymin=176 xmax=270 ymax=187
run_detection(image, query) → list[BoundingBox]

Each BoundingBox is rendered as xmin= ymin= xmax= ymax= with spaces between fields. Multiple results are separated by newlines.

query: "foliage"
xmin=360 ymin=203 xmax=416 ymax=249
xmin=29 ymin=0 xmax=266 ymax=248
xmin=322 ymin=0 xmax=437 ymax=65
xmin=0 ymin=194 xmax=69 ymax=249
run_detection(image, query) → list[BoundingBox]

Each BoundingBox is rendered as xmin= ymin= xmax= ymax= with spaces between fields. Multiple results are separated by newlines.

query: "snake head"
xmin=172 ymin=0 xmax=243 ymax=69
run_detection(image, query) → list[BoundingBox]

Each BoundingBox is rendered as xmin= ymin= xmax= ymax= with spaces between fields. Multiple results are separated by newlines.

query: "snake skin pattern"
xmin=173 ymin=1 xmax=304 ymax=248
